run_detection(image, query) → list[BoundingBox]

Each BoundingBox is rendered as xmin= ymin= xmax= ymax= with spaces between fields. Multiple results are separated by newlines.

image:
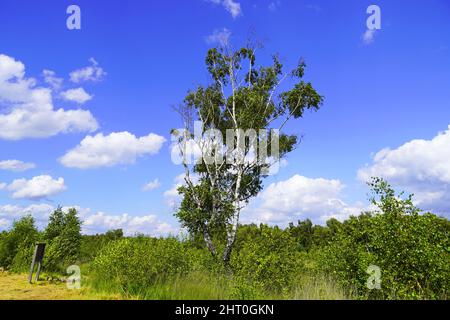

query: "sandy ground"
xmin=0 ymin=272 xmax=119 ymax=300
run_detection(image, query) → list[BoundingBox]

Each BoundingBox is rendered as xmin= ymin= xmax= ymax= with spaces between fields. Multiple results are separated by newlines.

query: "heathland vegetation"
xmin=0 ymin=178 xmax=448 ymax=300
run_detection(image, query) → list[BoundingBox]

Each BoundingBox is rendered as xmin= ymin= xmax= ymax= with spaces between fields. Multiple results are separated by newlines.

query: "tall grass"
xmin=86 ymin=269 xmax=351 ymax=300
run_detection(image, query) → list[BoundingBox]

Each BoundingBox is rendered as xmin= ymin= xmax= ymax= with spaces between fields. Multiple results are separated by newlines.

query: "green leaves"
xmin=43 ymin=207 xmax=82 ymax=272
xmin=175 ymin=45 xmax=324 ymax=263
xmin=231 ymin=224 xmax=301 ymax=293
xmin=279 ymin=81 xmax=323 ymax=120
xmin=91 ymin=238 xmax=191 ymax=295
xmin=319 ymin=178 xmax=450 ymax=299
xmin=0 ymin=215 xmax=38 ymax=270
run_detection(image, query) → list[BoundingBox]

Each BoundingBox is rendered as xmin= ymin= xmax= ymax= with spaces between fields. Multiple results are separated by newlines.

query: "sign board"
xmin=28 ymin=242 xmax=46 ymax=283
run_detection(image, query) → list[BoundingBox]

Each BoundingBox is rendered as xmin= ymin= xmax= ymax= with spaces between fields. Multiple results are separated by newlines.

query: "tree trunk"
xmin=222 ymin=209 xmax=240 ymax=266
xmin=203 ymin=225 xmax=216 ymax=257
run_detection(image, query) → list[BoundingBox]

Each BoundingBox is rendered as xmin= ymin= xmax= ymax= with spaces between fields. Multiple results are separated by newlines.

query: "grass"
xmin=0 ymin=268 xmax=351 ymax=300
xmin=87 ymin=270 xmax=352 ymax=300
xmin=0 ymin=271 xmax=123 ymax=300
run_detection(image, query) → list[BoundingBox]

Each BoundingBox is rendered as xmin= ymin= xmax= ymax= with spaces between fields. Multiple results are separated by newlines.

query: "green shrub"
xmin=10 ymin=243 xmax=35 ymax=273
xmin=0 ymin=215 xmax=39 ymax=270
xmin=231 ymin=224 xmax=302 ymax=293
xmin=91 ymin=237 xmax=191 ymax=295
xmin=319 ymin=178 xmax=450 ymax=299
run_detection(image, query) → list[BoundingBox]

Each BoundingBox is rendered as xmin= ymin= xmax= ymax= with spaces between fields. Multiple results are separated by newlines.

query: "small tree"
xmin=105 ymin=229 xmax=124 ymax=240
xmin=0 ymin=215 xmax=38 ymax=269
xmin=173 ymin=45 xmax=323 ymax=265
xmin=44 ymin=206 xmax=65 ymax=242
xmin=44 ymin=207 xmax=82 ymax=271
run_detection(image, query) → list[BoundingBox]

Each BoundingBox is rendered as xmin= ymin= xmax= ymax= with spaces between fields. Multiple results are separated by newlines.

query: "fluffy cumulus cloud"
xmin=207 ymin=0 xmax=242 ymax=18
xmin=163 ymin=174 xmax=186 ymax=208
xmin=42 ymin=69 xmax=63 ymax=90
xmin=60 ymin=131 xmax=166 ymax=169
xmin=0 ymin=203 xmax=55 ymax=229
xmin=0 ymin=160 xmax=36 ymax=172
xmin=142 ymin=178 xmax=161 ymax=191
xmin=358 ymin=125 xmax=450 ymax=214
xmin=60 ymin=87 xmax=93 ymax=104
xmin=242 ymin=174 xmax=366 ymax=225
xmin=69 ymin=58 xmax=106 ymax=83
xmin=82 ymin=212 xmax=178 ymax=236
xmin=206 ymin=28 xmax=231 ymax=46
xmin=2 ymin=175 xmax=67 ymax=200
xmin=0 ymin=204 xmax=178 ymax=236
xmin=0 ymin=54 xmax=98 ymax=140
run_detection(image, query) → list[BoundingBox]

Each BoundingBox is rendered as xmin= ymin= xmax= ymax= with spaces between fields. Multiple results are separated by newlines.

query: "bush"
xmin=231 ymin=224 xmax=302 ymax=294
xmin=0 ymin=215 xmax=39 ymax=270
xmin=91 ymin=237 xmax=191 ymax=295
xmin=10 ymin=243 xmax=35 ymax=273
xmin=319 ymin=178 xmax=450 ymax=299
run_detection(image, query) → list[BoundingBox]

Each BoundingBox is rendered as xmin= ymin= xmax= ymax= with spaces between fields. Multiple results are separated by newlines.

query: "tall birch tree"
xmin=172 ymin=45 xmax=323 ymax=266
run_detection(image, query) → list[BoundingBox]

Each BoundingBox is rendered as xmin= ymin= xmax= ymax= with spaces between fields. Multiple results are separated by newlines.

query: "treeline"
xmin=0 ymin=209 xmax=124 ymax=273
xmin=0 ymin=180 xmax=449 ymax=299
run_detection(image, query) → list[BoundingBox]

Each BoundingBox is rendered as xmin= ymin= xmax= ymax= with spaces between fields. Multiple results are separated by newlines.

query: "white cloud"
xmin=362 ymin=29 xmax=376 ymax=45
xmin=0 ymin=219 xmax=8 ymax=227
xmin=207 ymin=0 xmax=242 ymax=18
xmin=69 ymin=58 xmax=106 ymax=83
xmin=0 ymin=203 xmax=54 ymax=229
xmin=42 ymin=69 xmax=63 ymax=90
xmin=0 ymin=183 xmax=6 ymax=190
xmin=81 ymin=211 xmax=179 ymax=236
xmin=0 ymin=160 xmax=36 ymax=172
xmin=60 ymin=87 xmax=93 ymax=104
xmin=358 ymin=125 xmax=450 ymax=214
xmin=0 ymin=54 xmax=98 ymax=140
xmin=242 ymin=174 xmax=366 ymax=225
xmin=142 ymin=178 xmax=161 ymax=191
xmin=2 ymin=175 xmax=67 ymax=200
xmin=206 ymin=28 xmax=232 ymax=46
xmin=223 ymin=0 xmax=242 ymax=17
xmin=164 ymin=174 xmax=187 ymax=208
xmin=163 ymin=173 xmax=201 ymax=208
xmin=0 ymin=204 xmax=178 ymax=236
xmin=60 ymin=131 xmax=166 ymax=169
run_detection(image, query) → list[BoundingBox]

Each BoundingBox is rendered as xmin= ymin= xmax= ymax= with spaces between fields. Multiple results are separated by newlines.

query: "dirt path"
xmin=0 ymin=272 xmax=118 ymax=300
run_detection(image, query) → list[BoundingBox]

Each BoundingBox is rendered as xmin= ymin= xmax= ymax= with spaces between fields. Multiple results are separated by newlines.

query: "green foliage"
xmin=0 ymin=215 xmax=39 ymax=270
xmin=44 ymin=206 xmax=65 ymax=241
xmin=175 ymin=45 xmax=323 ymax=263
xmin=288 ymin=218 xmax=341 ymax=251
xmin=231 ymin=224 xmax=302 ymax=293
xmin=91 ymin=237 xmax=191 ymax=295
xmin=79 ymin=230 xmax=123 ymax=264
xmin=43 ymin=208 xmax=82 ymax=272
xmin=10 ymin=243 xmax=35 ymax=273
xmin=105 ymin=229 xmax=124 ymax=240
xmin=319 ymin=178 xmax=450 ymax=299
xmin=0 ymin=179 xmax=448 ymax=300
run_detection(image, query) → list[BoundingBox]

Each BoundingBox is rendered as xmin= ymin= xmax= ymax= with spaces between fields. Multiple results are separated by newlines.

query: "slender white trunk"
xmin=203 ymin=225 xmax=216 ymax=257
xmin=223 ymin=165 xmax=242 ymax=264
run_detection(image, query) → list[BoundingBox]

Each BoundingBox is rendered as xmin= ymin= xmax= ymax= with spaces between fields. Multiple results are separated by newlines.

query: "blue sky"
xmin=1 ymin=0 xmax=449 ymax=234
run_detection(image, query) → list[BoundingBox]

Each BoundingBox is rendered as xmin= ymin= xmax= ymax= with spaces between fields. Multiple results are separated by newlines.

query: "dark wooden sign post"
xmin=28 ymin=242 xmax=46 ymax=283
